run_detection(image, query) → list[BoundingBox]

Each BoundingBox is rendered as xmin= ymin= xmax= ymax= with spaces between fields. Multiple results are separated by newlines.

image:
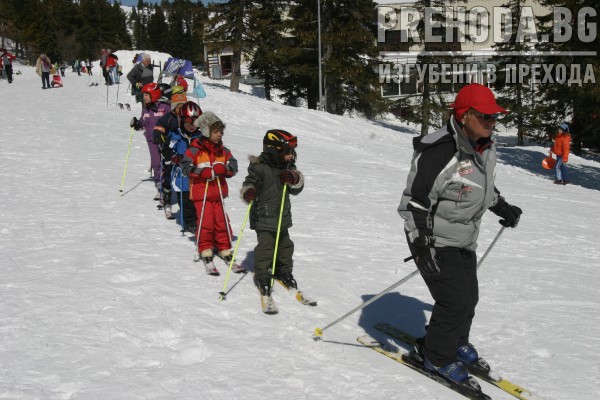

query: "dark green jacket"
xmin=241 ymin=154 xmax=304 ymax=232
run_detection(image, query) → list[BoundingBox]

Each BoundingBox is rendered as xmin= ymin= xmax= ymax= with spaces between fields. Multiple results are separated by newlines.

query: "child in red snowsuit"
xmin=180 ymin=112 xmax=238 ymax=275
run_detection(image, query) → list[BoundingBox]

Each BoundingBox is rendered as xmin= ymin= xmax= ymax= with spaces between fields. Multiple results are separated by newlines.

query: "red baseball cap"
xmin=451 ymin=83 xmax=508 ymax=121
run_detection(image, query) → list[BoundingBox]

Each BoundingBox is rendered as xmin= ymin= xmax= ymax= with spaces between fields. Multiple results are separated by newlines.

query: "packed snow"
xmin=1 ymin=51 xmax=599 ymax=400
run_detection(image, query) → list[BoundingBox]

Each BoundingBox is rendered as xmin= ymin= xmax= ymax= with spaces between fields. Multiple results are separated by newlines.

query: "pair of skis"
xmin=89 ymin=82 xmax=99 ymax=86
xmin=358 ymin=322 xmax=543 ymax=400
xmin=260 ymin=279 xmax=317 ymax=315
xmin=118 ymin=103 xmax=131 ymax=111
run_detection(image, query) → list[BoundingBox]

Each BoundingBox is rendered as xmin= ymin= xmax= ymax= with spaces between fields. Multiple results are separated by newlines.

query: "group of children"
xmin=130 ymin=81 xmax=306 ymax=304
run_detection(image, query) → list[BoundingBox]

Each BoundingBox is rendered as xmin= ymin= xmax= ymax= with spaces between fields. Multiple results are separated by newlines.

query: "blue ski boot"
xmin=424 ymin=357 xmax=483 ymax=393
xmin=457 ymin=344 xmax=491 ymax=376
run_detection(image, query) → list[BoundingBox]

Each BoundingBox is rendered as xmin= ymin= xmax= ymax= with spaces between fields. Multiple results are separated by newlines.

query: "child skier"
xmin=240 ymin=129 xmax=314 ymax=313
xmin=130 ymin=82 xmax=171 ymax=200
xmin=180 ymin=112 xmax=240 ymax=275
xmin=152 ymin=87 xmax=186 ymax=219
xmin=166 ymin=101 xmax=203 ymax=233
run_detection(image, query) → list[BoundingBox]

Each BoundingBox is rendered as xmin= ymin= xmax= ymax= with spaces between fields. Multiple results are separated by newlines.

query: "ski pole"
xmin=119 ymin=127 xmax=135 ymax=194
xmin=115 ymin=79 xmax=120 ymax=106
xmin=269 ymin=184 xmax=288 ymax=290
xmin=219 ymin=200 xmax=253 ymax=301
xmin=312 ymin=225 xmax=506 ymax=340
xmin=216 ymin=177 xmax=234 ymax=253
xmin=476 ymin=226 xmax=505 ymax=270
xmin=193 ymin=183 xmax=210 ymax=260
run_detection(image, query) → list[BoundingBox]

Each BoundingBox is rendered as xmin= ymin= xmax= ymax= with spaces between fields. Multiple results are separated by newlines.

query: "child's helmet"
xmin=263 ymin=129 xmax=298 ymax=150
xmin=157 ymin=83 xmax=173 ymax=100
xmin=142 ymin=83 xmax=162 ymax=103
xmin=180 ymin=101 xmax=203 ymax=124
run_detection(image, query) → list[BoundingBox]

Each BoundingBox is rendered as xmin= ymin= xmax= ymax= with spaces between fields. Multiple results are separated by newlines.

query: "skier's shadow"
xmin=357 ymin=291 xmax=432 ymax=351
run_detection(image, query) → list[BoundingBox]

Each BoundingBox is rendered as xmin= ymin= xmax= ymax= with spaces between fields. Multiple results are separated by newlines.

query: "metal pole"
xmin=317 ymin=0 xmax=323 ymax=111
xmin=313 ymin=226 xmax=506 ymax=340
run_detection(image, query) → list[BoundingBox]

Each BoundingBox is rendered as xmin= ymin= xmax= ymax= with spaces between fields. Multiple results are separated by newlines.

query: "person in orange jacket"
xmin=550 ymin=122 xmax=571 ymax=185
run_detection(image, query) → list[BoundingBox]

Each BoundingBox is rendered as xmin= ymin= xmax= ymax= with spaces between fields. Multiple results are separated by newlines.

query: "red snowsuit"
xmin=183 ymin=137 xmax=238 ymax=253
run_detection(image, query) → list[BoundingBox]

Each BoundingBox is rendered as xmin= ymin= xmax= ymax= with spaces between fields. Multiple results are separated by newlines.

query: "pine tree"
xmin=493 ymin=0 xmax=539 ymax=146
xmin=207 ymin=0 xmax=249 ymax=92
xmin=534 ymin=0 xmax=600 ymax=152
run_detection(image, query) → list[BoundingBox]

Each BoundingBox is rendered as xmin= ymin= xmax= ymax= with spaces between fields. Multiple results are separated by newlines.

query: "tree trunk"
xmin=229 ymin=49 xmax=241 ymax=92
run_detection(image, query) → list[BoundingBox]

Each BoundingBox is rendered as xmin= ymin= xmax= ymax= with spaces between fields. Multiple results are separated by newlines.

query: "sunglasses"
xmin=471 ymin=110 xmax=501 ymax=121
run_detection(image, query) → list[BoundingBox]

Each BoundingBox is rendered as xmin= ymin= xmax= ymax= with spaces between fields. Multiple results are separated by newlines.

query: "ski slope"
xmin=1 ymin=52 xmax=599 ymax=400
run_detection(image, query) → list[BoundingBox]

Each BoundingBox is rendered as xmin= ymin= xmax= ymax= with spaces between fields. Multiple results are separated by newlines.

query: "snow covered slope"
xmin=1 ymin=54 xmax=599 ymax=400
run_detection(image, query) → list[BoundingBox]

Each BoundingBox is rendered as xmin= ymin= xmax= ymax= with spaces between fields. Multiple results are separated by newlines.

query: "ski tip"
xmin=312 ymin=327 xmax=324 ymax=340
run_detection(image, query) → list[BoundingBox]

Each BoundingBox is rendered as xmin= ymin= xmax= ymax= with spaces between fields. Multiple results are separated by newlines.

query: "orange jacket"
xmin=552 ymin=132 xmax=571 ymax=162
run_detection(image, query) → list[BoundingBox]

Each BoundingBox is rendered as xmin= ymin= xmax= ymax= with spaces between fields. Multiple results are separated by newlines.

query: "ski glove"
xmin=489 ymin=198 xmax=522 ymax=228
xmin=198 ymin=167 xmax=214 ymax=180
xmin=242 ymin=187 xmax=256 ymax=203
xmin=130 ymin=117 xmax=141 ymax=130
xmin=279 ymin=169 xmax=300 ymax=185
xmin=212 ymin=163 xmax=227 ymax=176
xmin=413 ymin=236 xmax=441 ymax=276
xmin=171 ymin=155 xmax=182 ymax=165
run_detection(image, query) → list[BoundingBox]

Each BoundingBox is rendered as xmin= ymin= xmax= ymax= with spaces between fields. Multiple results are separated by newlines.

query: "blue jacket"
xmin=167 ymin=126 xmax=200 ymax=192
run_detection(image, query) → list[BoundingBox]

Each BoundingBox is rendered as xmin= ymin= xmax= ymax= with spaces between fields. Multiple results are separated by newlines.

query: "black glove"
xmin=130 ymin=117 xmax=141 ymax=130
xmin=489 ymin=198 xmax=522 ymax=228
xmin=413 ymin=236 xmax=440 ymax=276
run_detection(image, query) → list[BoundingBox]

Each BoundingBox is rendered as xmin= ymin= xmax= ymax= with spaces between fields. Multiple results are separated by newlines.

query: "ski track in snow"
xmin=1 ymin=50 xmax=599 ymax=399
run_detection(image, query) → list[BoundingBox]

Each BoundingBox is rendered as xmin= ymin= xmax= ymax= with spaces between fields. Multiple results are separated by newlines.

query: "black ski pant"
xmin=253 ymin=229 xmax=294 ymax=282
xmin=176 ymin=191 xmax=197 ymax=229
xmin=160 ymin=162 xmax=174 ymax=206
xmin=5 ymin=65 xmax=13 ymax=83
xmin=421 ymin=246 xmax=479 ymax=367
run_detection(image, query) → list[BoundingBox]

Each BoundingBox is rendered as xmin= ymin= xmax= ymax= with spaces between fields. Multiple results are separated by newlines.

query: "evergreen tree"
xmin=535 ymin=0 xmax=599 ymax=152
xmin=246 ymin=0 xmax=289 ymax=101
xmin=493 ymin=0 xmax=539 ymax=146
xmin=207 ymin=0 xmax=249 ymax=92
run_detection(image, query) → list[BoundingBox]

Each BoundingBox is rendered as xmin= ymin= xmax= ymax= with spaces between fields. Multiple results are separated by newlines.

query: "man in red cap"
xmin=397 ymin=83 xmax=522 ymax=393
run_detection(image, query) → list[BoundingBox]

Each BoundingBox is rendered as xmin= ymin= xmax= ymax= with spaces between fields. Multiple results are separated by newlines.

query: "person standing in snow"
xmin=106 ymin=50 xmax=119 ymax=84
xmin=35 ymin=53 xmax=52 ymax=89
xmin=127 ymin=53 xmax=154 ymax=103
xmin=152 ymin=87 xmax=187 ymax=219
xmin=130 ymin=83 xmax=171 ymax=200
xmin=398 ymin=83 xmax=522 ymax=391
xmin=240 ymin=130 xmax=305 ymax=297
xmin=550 ymin=122 xmax=571 ymax=185
xmin=0 ymin=48 xmax=16 ymax=83
xmin=100 ymin=49 xmax=110 ymax=85
xmin=165 ymin=102 xmax=204 ymax=233
xmin=180 ymin=112 xmax=238 ymax=275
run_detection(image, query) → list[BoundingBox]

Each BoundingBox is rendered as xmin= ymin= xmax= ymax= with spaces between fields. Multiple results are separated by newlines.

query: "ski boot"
xmin=275 ymin=272 xmax=297 ymax=290
xmin=424 ymin=358 xmax=482 ymax=393
xmin=457 ymin=344 xmax=491 ymax=376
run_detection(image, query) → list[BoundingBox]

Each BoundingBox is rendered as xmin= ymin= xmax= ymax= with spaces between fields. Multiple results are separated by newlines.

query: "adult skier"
xmin=398 ymin=83 xmax=522 ymax=391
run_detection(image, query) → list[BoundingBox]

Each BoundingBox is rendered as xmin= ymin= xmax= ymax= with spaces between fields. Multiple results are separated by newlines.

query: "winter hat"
xmin=559 ymin=122 xmax=569 ymax=132
xmin=194 ymin=111 xmax=223 ymax=138
xmin=451 ymin=83 xmax=508 ymax=122
xmin=171 ymin=93 xmax=188 ymax=108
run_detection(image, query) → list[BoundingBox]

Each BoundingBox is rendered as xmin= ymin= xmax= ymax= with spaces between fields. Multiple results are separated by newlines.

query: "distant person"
xmin=86 ymin=59 xmax=93 ymax=76
xmin=127 ymin=53 xmax=154 ymax=103
xmin=1 ymin=48 xmax=16 ymax=83
xmin=107 ymin=49 xmax=119 ymax=84
xmin=100 ymin=49 xmax=110 ymax=85
xmin=36 ymin=53 xmax=52 ymax=89
xmin=550 ymin=122 xmax=571 ymax=185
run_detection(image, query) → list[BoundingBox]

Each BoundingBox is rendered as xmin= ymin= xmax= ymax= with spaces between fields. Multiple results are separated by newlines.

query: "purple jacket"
xmin=140 ymin=102 xmax=171 ymax=141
